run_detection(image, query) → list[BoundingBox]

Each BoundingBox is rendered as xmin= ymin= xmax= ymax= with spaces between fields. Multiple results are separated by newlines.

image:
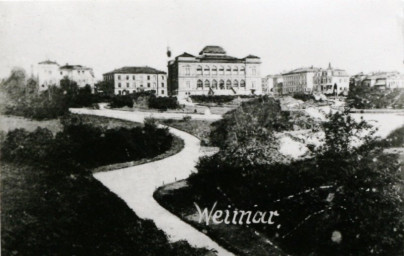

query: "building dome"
xmin=199 ymin=45 xmax=226 ymax=55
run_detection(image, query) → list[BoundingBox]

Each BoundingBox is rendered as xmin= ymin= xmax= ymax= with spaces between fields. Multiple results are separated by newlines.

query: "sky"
xmin=0 ymin=0 xmax=403 ymax=80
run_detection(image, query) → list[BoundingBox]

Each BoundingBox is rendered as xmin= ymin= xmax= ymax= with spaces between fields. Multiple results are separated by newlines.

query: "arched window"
xmin=212 ymin=66 xmax=217 ymax=75
xmin=219 ymin=80 xmax=225 ymax=89
xmin=240 ymin=80 xmax=246 ymax=87
xmin=233 ymin=80 xmax=239 ymax=87
xmin=219 ymin=66 xmax=224 ymax=75
xmin=197 ymin=66 xmax=202 ymax=75
xmin=204 ymin=66 xmax=210 ymax=75
xmin=226 ymin=80 xmax=232 ymax=89
xmin=233 ymin=66 xmax=238 ymax=75
xmin=204 ymin=80 xmax=210 ymax=88
xmin=240 ymin=66 xmax=245 ymax=75
xmin=197 ymin=79 xmax=203 ymax=88
xmin=226 ymin=66 xmax=231 ymax=74
xmin=212 ymin=80 xmax=218 ymax=89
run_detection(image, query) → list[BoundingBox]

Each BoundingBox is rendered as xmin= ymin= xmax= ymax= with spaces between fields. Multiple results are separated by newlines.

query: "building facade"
xmin=354 ymin=72 xmax=404 ymax=89
xmin=313 ymin=63 xmax=349 ymax=95
xmin=262 ymin=74 xmax=283 ymax=96
xmin=168 ymin=46 xmax=262 ymax=99
xmin=103 ymin=66 xmax=167 ymax=96
xmin=282 ymin=67 xmax=320 ymax=95
xmin=37 ymin=60 xmax=95 ymax=91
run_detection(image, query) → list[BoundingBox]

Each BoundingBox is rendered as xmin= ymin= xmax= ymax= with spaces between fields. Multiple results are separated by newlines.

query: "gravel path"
xmin=69 ymin=108 xmax=232 ymax=256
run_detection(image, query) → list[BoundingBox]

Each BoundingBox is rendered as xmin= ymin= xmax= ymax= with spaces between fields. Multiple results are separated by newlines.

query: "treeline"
xmin=187 ymin=97 xmax=404 ymax=255
xmin=348 ymin=84 xmax=404 ymax=109
xmin=1 ymin=115 xmax=209 ymax=255
xmin=190 ymin=95 xmax=255 ymax=104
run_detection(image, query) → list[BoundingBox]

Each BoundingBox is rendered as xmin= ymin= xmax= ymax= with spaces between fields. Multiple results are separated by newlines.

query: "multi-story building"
xmin=282 ymin=66 xmax=320 ymax=95
xmin=313 ymin=63 xmax=349 ymax=95
xmin=103 ymin=66 xmax=167 ymax=96
xmin=351 ymin=71 xmax=404 ymax=89
xmin=37 ymin=60 xmax=95 ymax=91
xmin=167 ymin=45 xmax=262 ymax=99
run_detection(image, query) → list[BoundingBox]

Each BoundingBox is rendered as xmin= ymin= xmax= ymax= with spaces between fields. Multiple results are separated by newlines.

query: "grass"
xmin=1 ymin=114 xmax=210 ymax=256
xmin=154 ymin=182 xmax=286 ymax=256
xmin=0 ymin=115 xmax=63 ymax=134
xmin=157 ymin=119 xmax=214 ymax=146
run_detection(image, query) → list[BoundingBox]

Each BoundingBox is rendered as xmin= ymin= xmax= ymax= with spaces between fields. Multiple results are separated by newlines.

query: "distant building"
xmin=37 ymin=60 xmax=95 ymax=91
xmin=167 ymin=45 xmax=262 ymax=99
xmin=354 ymin=71 xmax=404 ymax=90
xmin=282 ymin=66 xmax=320 ymax=95
xmin=103 ymin=66 xmax=167 ymax=96
xmin=313 ymin=63 xmax=349 ymax=95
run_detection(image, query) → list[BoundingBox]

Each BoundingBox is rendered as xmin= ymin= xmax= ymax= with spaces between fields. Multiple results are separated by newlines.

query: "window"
xmin=240 ymin=66 xmax=245 ymax=74
xmin=126 ymin=75 xmax=129 ymax=80
xmin=212 ymin=66 xmax=217 ymax=75
xmin=147 ymin=75 xmax=150 ymax=80
xmin=161 ymin=75 xmax=164 ymax=80
xmin=212 ymin=80 xmax=218 ymax=89
xmin=234 ymin=80 xmax=239 ymax=87
xmin=60 ymin=72 xmax=63 ymax=75
xmin=127 ymin=83 xmax=129 ymax=88
xmin=161 ymin=82 xmax=164 ymax=87
xmin=219 ymin=66 xmax=224 ymax=75
xmin=197 ymin=79 xmax=203 ymax=88
xmin=161 ymin=90 xmax=164 ymax=95
xmin=197 ymin=66 xmax=202 ymax=75
xmin=226 ymin=80 xmax=231 ymax=89
xmin=185 ymin=66 xmax=190 ymax=75
xmin=118 ymin=75 xmax=121 ymax=80
xmin=133 ymin=75 xmax=135 ymax=79
xmin=233 ymin=66 xmax=238 ymax=75
xmin=219 ymin=80 xmax=225 ymax=89
xmin=148 ymin=83 xmax=150 ymax=88
xmin=118 ymin=83 xmax=121 ymax=88
xmin=204 ymin=66 xmax=210 ymax=75
xmin=226 ymin=66 xmax=231 ymax=74
xmin=252 ymin=67 xmax=256 ymax=75
xmin=240 ymin=80 xmax=246 ymax=87
xmin=204 ymin=80 xmax=210 ymax=88
xmin=186 ymin=81 xmax=191 ymax=88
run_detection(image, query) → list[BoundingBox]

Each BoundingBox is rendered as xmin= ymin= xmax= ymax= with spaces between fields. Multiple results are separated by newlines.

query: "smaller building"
xmin=37 ymin=60 xmax=95 ymax=92
xmin=282 ymin=67 xmax=320 ymax=95
xmin=352 ymin=71 xmax=404 ymax=89
xmin=313 ymin=63 xmax=349 ymax=95
xmin=103 ymin=66 xmax=167 ymax=96
xmin=262 ymin=74 xmax=283 ymax=96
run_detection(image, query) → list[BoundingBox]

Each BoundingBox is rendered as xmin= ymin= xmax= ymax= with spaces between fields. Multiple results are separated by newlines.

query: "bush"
xmin=292 ymin=92 xmax=314 ymax=101
xmin=190 ymin=95 xmax=236 ymax=104
xmin=110 ymin=95 xmax=134 ymax=108
xmin=148 ymin=95 xmax=179 ymax=110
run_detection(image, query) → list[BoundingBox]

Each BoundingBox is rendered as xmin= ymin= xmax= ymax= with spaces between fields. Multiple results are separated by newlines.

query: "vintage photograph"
xmin=1 ymin=0 xmax=404 ymax=255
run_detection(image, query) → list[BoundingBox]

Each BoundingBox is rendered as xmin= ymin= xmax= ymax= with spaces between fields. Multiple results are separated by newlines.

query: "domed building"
xmin=167 ymin=45 xmax=262 ymax=99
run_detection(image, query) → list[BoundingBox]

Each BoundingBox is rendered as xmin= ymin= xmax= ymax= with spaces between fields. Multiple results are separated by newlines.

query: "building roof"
xmin=103 ymin=66 xmax=166 ymax=75
xmin=60 ymin=64 xmax=86 ymax=70
xmin=177 ymin=52 xmax=195 ymax=58
xmin=38 ymin=60 xmax=58 ymax=65
xmin=244 ymin=55 xmax=260 ymax=59
xmin=282 ymin=67 xmax=321 ymax=75
xmin=199 ymin=45 xmax=226 ymax=55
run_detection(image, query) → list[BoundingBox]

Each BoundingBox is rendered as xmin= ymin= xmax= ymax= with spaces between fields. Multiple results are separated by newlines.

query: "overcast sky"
xmin=0 ymin=0 xmax=403 ymax=80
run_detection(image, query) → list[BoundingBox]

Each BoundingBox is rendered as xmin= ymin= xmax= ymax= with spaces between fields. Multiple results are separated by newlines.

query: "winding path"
xmin=69 ymin=109 xmax=232 ymax=256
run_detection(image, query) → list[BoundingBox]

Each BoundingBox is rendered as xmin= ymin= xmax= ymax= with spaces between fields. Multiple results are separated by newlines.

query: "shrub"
xmin=148 ymin=95 xmax=179 ymax=110
xmin=110 ymin=95 xmax=134 ymax=108
xmin=190 ymin=95 xmax=236 ymax=104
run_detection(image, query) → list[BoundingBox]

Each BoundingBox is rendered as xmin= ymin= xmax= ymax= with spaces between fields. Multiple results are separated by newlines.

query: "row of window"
xmin=183 ymin=65 xmax=256 ymax=76
xmin=117 ymin=89 xmax=165 ymax=95
xmin=195 ymin=79 xmax=247 ymax=89
xmin=117 ymin=82 xmax=165 ymax=88
xmin=117 ymin=75 xmax=165 ymax=81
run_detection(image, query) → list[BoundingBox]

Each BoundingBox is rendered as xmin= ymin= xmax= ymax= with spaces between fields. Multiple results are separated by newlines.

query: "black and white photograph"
xmin=1 ymin=0 xmax=404 ymax=255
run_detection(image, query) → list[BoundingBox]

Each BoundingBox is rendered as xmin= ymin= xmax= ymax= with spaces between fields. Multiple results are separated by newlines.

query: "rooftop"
xmin=283 ymin=67 xmax=321 ymax=75
xmin=38 ymin=60 xmax=59 ymax=65
xmin=199 ymin=45 xmax=226 ymax=55
xmin=103 ymin=66 xmax=166 ymax=75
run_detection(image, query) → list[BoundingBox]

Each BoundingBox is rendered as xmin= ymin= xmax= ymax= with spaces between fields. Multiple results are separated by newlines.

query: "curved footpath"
xmin=69 ymin=109 xmax=232 ymax=256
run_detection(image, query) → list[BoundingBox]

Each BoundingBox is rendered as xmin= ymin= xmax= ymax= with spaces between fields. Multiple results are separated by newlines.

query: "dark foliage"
xmin=190 ymin=95 xmax=236 ymax=104
xmin=348 ymin=85 xmax=404 ymax=109
xmin=292 ymin=92 xmax=315 ymax=102
xmin=109 ymin=94 xmax=134 ymax=108
xmin=188 ymin=108 xmax=404 ymax=255
xmin=148 ymin=95 xmax=179 ymax=110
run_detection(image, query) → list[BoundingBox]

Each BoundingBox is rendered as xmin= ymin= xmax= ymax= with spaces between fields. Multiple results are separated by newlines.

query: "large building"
xmin=281 ymin=66 xmax=320 ymax=95
xmin=37 ymin=60 xmax=95 ymax=91
xmin=167 ymin=46 xmax=262 ymax=99
xmin=313 ymin=63 xmax=349 ymax=95
xmin=103 ymin=66 xmax=167 ymax=96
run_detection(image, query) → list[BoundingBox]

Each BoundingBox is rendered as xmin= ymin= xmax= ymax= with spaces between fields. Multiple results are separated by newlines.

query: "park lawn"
xmin=154 ymin=182 xmax=287 ymax=256
xmin=1 ymin=114 xmax=209 ymax=256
